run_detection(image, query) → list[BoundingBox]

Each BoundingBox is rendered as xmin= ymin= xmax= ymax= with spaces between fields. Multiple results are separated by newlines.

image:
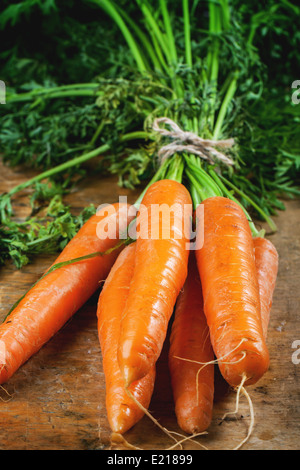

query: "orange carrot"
xmin=254 ymin=237 xmax=278 ymax=339
xmin=168 ymin=237 xmax=278 ymax=434
xmin=195 ymin=197 xmax=269 ymax=387
xmin=118 ymin=179 xmax=192 ymax=387
xmin=97 ymin=242 xmax=156 ymax=434
xmin=0 ymin=202 xmax=133 ymax=384
xmin=168 ymin=253 xmax=214 ymax=434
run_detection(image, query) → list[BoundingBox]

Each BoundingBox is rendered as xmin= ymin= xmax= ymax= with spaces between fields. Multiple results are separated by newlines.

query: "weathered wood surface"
xmin=0 ymin=160 xmax=299 ymax=450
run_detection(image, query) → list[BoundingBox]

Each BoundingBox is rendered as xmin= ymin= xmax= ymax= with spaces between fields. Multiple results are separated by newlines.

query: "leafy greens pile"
xmin=0 ymin=0 xmax=299 ymax=268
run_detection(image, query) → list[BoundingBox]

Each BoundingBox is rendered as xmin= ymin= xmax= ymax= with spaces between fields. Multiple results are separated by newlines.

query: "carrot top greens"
xmin=0 ymin=0 xmax=299 ymax=267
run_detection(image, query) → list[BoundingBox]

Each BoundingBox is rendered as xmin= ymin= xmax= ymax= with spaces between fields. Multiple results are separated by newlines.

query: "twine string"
xmin=152 ymin=117 xmax=235 ymax=166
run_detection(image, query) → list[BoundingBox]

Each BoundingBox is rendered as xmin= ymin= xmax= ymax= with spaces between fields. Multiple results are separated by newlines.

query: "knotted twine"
xmin=152 ymin=117 xmax=235 ymax=166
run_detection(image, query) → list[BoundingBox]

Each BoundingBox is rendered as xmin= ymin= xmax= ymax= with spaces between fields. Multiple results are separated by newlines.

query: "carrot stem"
xmin=160 ymin=0 xmax=178 ymax=64
xmin=133 ymin=158 xmax=171 ymax=209
xmin=117 ymin=6 xmax=163 ymax=73
xmin=3 ymin=131 xmax=151 ymax=211
xmin=217 ymin=173 xmax=277 ymax=232
xmin=183 ymin=0 xmax=192 ymax=67
xmin=90 ymin=0 xmax=147 ymax=73
xmin=165 ymin=155 xmax=184 ymax=183
xmin=208 ymin=168 xmax=261 ymax=237
xmin=213 ymin=71 xmax=238 ymax=140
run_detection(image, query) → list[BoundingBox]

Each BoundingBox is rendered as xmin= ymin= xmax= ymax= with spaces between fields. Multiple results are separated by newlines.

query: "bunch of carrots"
xmin=0 ymin=153 xmax=278 ymax=448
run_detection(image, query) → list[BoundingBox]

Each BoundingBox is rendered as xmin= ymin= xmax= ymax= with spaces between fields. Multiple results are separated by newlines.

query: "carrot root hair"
xmin=125 ymin=386 xmax=182 ymax=448
xmin=221 ymin=374 xmax=255 ymax=451
xmin=0 ymin=366 xmax=12 ymax=402
xmin=116 ymin=338 xmax=254 ymax=450
xmin=124 ymin=386 xmax=210 ymax=450
xmin=110 ymin=433 xmax=143 ymax=450
xmin=0 ymin=383 xmax=12 ymax=402
xmin=172 ymin=339 xmax=255 ymax=450
xmin=173 ymin=337 xmax=247 ymax=405
xmin=166 ymin=431 xmax=209 ymax=450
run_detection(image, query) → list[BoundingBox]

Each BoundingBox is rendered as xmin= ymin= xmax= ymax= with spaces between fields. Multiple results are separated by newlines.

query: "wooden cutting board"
xmin=0 ymin=160 xmax=299 ymax=450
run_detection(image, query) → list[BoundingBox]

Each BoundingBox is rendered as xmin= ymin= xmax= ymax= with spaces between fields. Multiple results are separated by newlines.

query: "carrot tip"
xmin=110 ymin=415 xmax=132 ymax=435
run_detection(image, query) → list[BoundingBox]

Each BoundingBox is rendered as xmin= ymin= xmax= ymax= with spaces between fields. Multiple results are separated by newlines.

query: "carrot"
xmin=195 ymin=196 xmax=269 ymax=387
xmin=254 ymin=237 xmax=278 ymax=339
xmin=0 ymin=202 xmax=133 ymax=384
xmin=168 ymin=253 xmax=214 ymax=434
xmin=97 ymin=242 xmax=156 ymax=434
xmin=117 ymin=179 xmax=192 ymax=387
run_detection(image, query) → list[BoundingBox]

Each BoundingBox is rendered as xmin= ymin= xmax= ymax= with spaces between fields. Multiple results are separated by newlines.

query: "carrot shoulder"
xmin=118 ymin=179 xmax=192 ymax=387
xmin=97 ymin=242 xmax=156 ymax=434
xmin=254 ymin=237 xmax=278 ymax=339
xmin=0 ymin=202 xmax=133 ymax=384
xmin=196 ymin=197 xmax=269 ymax=387
xmin=168 ymin=253 xmax=214 ymax=434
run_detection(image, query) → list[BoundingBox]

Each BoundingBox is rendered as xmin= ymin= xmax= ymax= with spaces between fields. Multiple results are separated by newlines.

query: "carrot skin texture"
xmin=254 ymin=237 xmax=278 ymax=339
xmin=97 ymin=243 xmax=155 ymax=434
xmin=196 ymin=197 xmax=269 ymax=387
xmin=118 ymin=179 xmax=192 ymax=387
xmin=169 ymin=254 xmax=214 ymax=434
xmin=0 ymin=203 xmax=133 ymax=384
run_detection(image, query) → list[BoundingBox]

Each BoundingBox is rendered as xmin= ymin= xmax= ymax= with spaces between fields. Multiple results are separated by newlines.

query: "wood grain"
xmin=0 ymin=160 xmax=299 ymax=450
